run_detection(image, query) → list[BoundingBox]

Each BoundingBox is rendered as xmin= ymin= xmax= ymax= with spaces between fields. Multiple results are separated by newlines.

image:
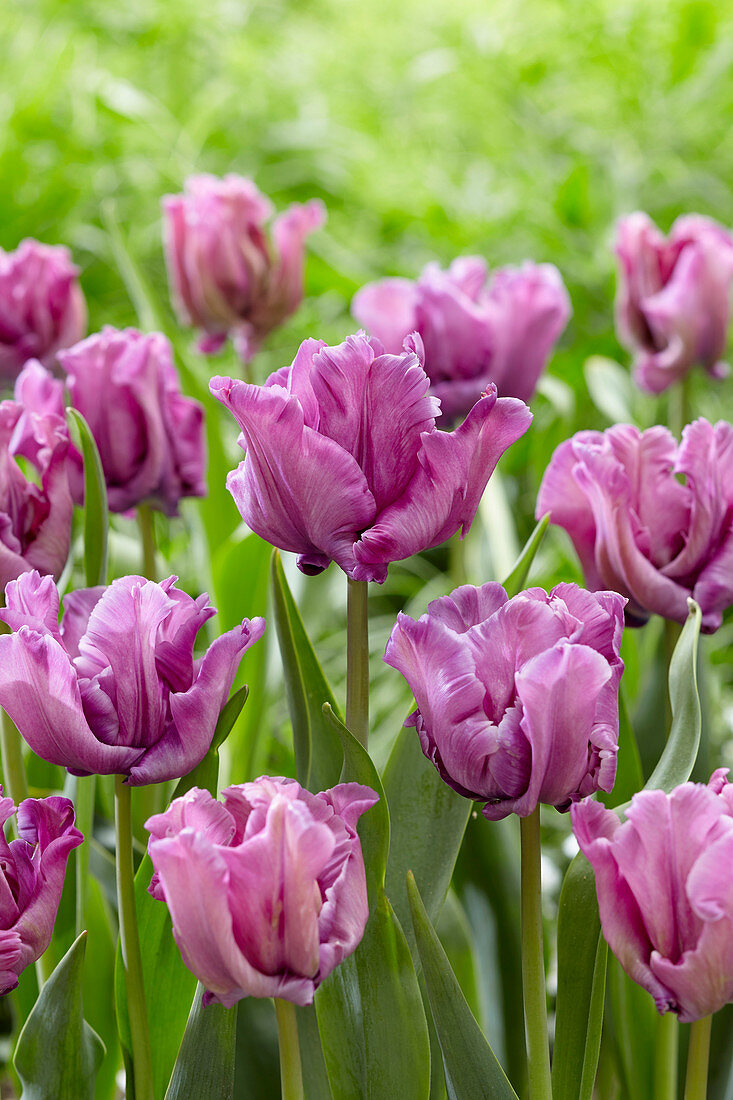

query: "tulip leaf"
xmin=296 ymin=1004 xmax=333 ymax=1100
xmin=67 ymin=407 xmax=109 ymax=587
xmin=601 ymin=688 xmax=643 ymax=808
xmin=315 ymin=953 xmax=366 ymax=1099
xmin=584 ymin=355 xmax=636 ymax=425
xmin=645 ymin=599 xmax=702 ymax=794
xmin=383 ymin=720 xmax=470 ymax=957
xmin=173 ymin=686 xmax=249 ymax=800
xmin=271 ymin=551 xmax=344 ymax=792
xmin=100 ymin=199 xmax=164 ymax=333
xmin=165 ymin=985 xmax=237 ymax=1100
xmin=552 ymin=853 xmax=607 ymax=1100
xmin=407 ymin=872 xmax=517 ymax=1100
xmin=15 ymin=932 xmax=105 ymax=1100
xmin=501 ymin=511 xmax=550 ymax=597
xmin=322 ymin=702 xmax=388 ymax=905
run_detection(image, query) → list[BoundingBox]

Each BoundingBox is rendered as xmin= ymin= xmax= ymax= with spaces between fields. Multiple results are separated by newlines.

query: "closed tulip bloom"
xmin=352 ymin=257 xmax=570 ymax=419
xmin=146 ymin=778 xmax=378 ymax=1006
xmin=615 ymin=212 xmax=733 ymax=394
xmin=0 ymin=570 xmax=265 ymax=784
xmin=0 ymin=395 xmax=73 ymax=590
xmin=0 ymin=239 xmax=86 ymax=382
xmin=537 ymin=419 xmax=733 ymax=632
xmin=211 ymin=332 xmax=532 ymax=583
xmin=0 ymin=790 xmax=83 ymax=994
xmin=572 ymin=770 xmax=733 ymax=1022
xmin=163 ymin=174 xmax=325 ymax=362
xmin=384 ymin=581 xmax=625 ymax=820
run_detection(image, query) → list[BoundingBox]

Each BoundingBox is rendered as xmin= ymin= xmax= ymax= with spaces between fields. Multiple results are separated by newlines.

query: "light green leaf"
xmin=646 ymin=599 xmax=702 ymax=793
xmin=584 ymin=355 xmax=635 ymax=425
xmin=15 ymin=932 xmax=105 ymax=1100
xmin=172 ymin=686 xmax=249 ymax=800
xmin=407 ymin=872 xmax=517 ymax=1100
xmin=501 ymin=512 xmax=550 ymax=597
xmin=271 ymin=551 xmax=343 ymax=792
xmin=551 ymin=853 xmax=606 ymax=1100
xmin=165 ymin=986 xmax=237 ymax=1100
xmin=67 ymin=408 xmax=109 ymax=587
xmin=601 ymin=688 xmax=643 ymax=808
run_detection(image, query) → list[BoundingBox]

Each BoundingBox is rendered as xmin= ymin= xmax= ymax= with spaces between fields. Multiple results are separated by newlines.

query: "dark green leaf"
xmin=296 ymin=1004 xmax=333 ymax=1100
xmin=67 ymin=408 xmax=109 ymax=587
xmin=383 ymin=723 xmax=470 ymax=956
xmin=271 ymin=551 xmax=343 ymax=792
xmin=82 ymin=877 xmax=121 ymax=1100
xmin=501 ymin=512 xmax=550 ymax=597
xmin=15 ymin=932 xmax=105 ymax=1100
xmin=165 ymin=985 xmax=237 ymax=1100
xmin=646 ymin=599 xmax=702 ymax=793
xmin=407 ymin=872 xmax=517 ymax=1100
xmin=552 ymin=852 xmax=606 ymax=1100
xmin=315 ymin=954 xmax=366 ymax=1099
xmin=173 ymin=686 xmax=248 ymax=800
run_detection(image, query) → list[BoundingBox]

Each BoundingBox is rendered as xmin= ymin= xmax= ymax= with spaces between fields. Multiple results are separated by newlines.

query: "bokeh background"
xmin=3 ymin=1 xmax=733 ymax=1093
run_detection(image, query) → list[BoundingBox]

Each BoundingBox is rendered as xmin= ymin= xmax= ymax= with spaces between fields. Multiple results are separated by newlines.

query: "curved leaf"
xmin=67 ymin=407 xmax=109 ymax=587
xmin=407 ymin=872 xmax=517 ymax=1100
xmin=601 ymin=688 xmax=643 ymax=809
xmin=646 ymin=599 xmax=702 ymax=793
xmin=271 ymin=551 xmax=343 ymax=792
xmin=15 ymin=932 xmax=105 ymax=1100
xmin=165 ymin=986 xmax=237 ymax=1100
xmin=501 ymin=512 xmax=550 ymax=597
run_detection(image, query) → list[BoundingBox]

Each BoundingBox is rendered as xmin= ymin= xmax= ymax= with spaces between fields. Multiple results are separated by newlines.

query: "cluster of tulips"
xmin=0 ymin=175 xmax=731 ymax=1099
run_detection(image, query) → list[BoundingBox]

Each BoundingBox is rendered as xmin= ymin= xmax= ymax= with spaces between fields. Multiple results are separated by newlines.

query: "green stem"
xmin=0 ymin=709 xmax=28 ymax=811
xmin=114 ymin=775 xmax=154 ymax=1100
xmin=137 ymin=504 xmax=157 ymax=579
xmin=520 ymin=808 xmax=552 ymax=1100
xmin=655 ymin=1011 xmax=679 ymax=1100
xmin=684 ymin=1016 xmax=712 ymax=1100
xmin=274 ymin=998 xmax=304 ymax=1100
xmin=345 ymin=578 xmax=369 ymax=748
xmin=74 ymin=775 xmax=96 ymax=937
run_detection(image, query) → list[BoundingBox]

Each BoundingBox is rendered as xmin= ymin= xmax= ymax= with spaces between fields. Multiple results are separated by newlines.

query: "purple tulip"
xmin=0 ymin=790 xmax=83 ymax=994
xmin=0 ymin=571 xmax=265 ymax=784
xmin=352 ymin=257 xmax=570 ymax=419
xmin=0 ymin=393 xmax=73 ymax=592
xmin=536 ymin=419 xmax=733 ymax=632
xmin=0 ymin=239 xmax=86 ymax=383
xmin=572 ymin=770 xmax=733 ymax=1022
xmin=384 ymin=581 xmax=625 ymax=820
xmin=146 ymin=778 xmax=378 ymax=1006
xmin=211 ymin=332 xmax=532 ymax=583
xmin=615 ymin=212 xmax=733 ymax=394
xmin=17 ymin=328 xmax=207 ymax=515
xmin=163 ymin=174 xmax=325 ymax=363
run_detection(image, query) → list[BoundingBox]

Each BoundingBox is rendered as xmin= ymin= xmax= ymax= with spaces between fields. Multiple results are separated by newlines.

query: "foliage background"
xmin=2 ymin=0 xmax=733 ymax=1094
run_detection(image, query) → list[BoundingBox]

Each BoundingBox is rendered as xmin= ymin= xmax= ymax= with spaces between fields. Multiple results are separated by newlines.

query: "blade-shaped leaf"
xmin=271 ymin=551 xmax=343 ymax=792
xmin=501 ymin=512 xmax=550 ymax=597
xmin=601 ymin=688 xmax=643 ymax=808
xmin=67 ymin=407 xmax=109 ymax=587
xmin=296 ymin=1004 xmax=333 ymax=1100
xmin=172 ymin=686 xmax=249 ymax=801
xmin=645 ymin=598 xmax=702 ymax=793
xmin=165 ymin=985 xmax=237 ymax=1100
xmin=383 ymin=722 xmax=470 ymax=957
xmin=15 ymin=932 xmax=105 ymax=1100
xmin=552 ymin=853 xmax=606 ymax=1100
xmin=407 ymin=872 xmax=517 ymax=1100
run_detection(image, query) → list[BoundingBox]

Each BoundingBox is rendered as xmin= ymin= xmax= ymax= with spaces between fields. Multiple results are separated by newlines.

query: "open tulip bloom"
xmin=211 ymin=331 xmax=532 ymax=582
xmin=0 ymin=570 xmax=265 ymax=784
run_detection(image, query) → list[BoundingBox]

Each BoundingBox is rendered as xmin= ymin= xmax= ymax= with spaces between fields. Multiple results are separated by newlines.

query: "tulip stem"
xmin=138 ymin=503 xmax=157 ymax=579
xmin=655 ymin=1011 xmax=679 ymax=1100
xmin=346 ymin=578 xmax=369 ymax=748
xmin=114 ymin=775 xmax=154 ymax=1100
xmin=0 ymin=709 xmax=28 ymax=814
xmin=274 ymin=998 xmax=304 ymax=1100
xmin=684 ymin=1015 xmax=712 ymax=1099
xmin=75 ymin=775 xmax=95 ymax=937
xmin=520 ymin=807 xmax=552 ymax=1100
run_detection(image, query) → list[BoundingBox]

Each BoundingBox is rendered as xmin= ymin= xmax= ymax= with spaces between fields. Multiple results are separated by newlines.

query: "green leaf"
xmin=15 ymin=932 xmax=105 ymax=1100
xmin=271 ymin=551 xmax=343 ymax=792
xmin=552 ymin=853 xmax=606 ymax=1100
xmin=165 ymin=986 xmax=237 ymax=1100
xmin=601 ymin=688 xmax=643 ymax=808
xmin=100 ymin=199 xmax=164 ymax=333
xmin=501 ymin=512 xmax=550 ymax=597
xmin=82 ymin=878 xmax=121 ymax=1100
xmin=646 ymin=599 xmax=702 ymax=793
xmin=584 ymin=356 xmax=636 ymax=425
xmin=67 ymin=408 xmax=109 ymax=587
xmin=407 ymin=872 xmax=517 ymax=1100
xmin=383 ymin=722 xmax=470 ymax=956
xmin=172 ymin=686 xmax=249 ymax=801
xmin=296 ymin=1004 xmax=333 ymax=1100
xmin=315 ymin=954 xmax=366 ymax=1099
